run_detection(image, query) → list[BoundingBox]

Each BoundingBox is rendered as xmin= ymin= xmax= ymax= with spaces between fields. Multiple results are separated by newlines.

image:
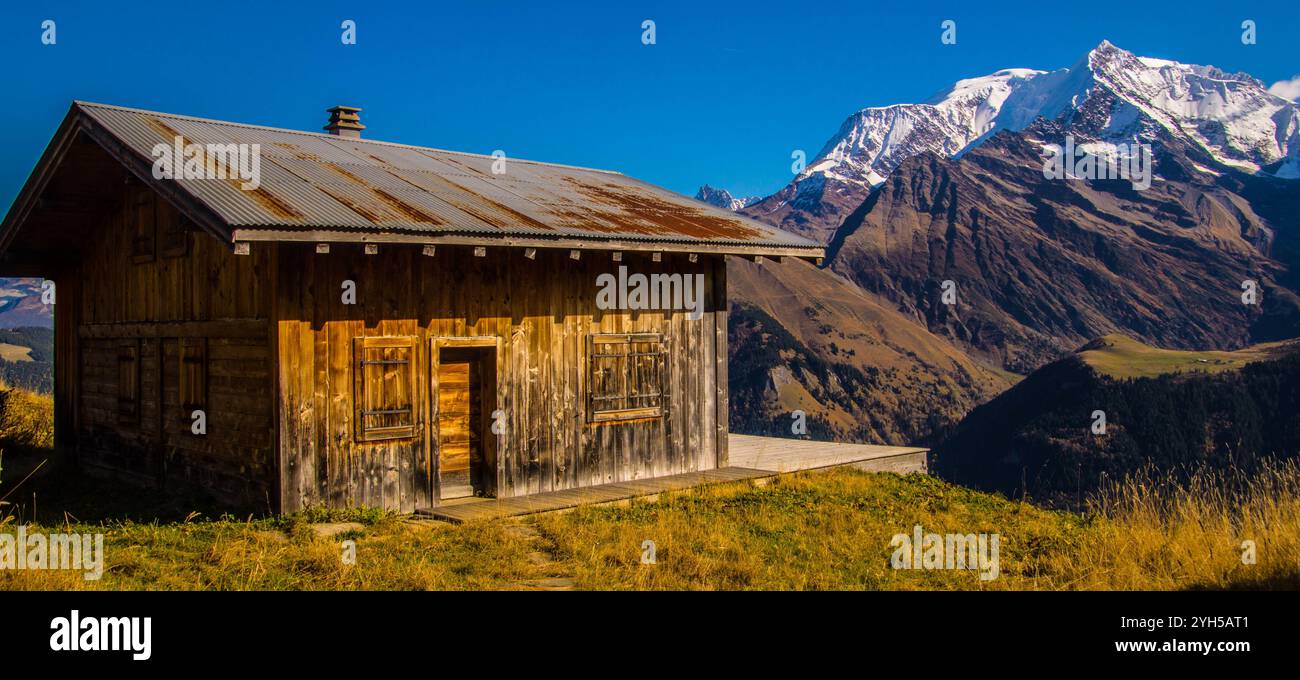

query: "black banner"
xmin=4 ymin=590 xmax=1289 ymax=669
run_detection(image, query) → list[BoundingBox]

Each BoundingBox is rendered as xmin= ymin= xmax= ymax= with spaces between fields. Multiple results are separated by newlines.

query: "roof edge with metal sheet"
xmin=1 ymin=101 xmax=825 ymax=261
xmin=73 ymin=100 xmax=628 ymax=176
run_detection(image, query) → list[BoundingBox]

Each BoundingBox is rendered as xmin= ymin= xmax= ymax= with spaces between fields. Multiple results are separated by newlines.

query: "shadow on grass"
xmin=2 ymin=447 xmax=241 ymax=525
xmin=3 ymin=448 xmax=390 ymax=527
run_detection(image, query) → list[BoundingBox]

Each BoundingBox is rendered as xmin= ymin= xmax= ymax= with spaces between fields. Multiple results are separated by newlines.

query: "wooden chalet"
xmin=0 ymin=102 xmax=823 ymax=513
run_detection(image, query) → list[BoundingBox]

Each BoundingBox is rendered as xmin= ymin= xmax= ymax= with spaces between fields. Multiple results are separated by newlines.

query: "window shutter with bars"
xmin=587 ymin=333 xmax=665 ymax=423
xmin=353 ymin=337 xmax=418 ymax=442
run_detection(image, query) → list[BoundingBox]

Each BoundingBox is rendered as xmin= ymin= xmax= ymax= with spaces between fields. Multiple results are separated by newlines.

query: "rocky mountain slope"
xmin=727 ymin=257 xmax=1012 ymax=445
xmin=725 ymin=40 xmax=1300 ymax=443
xmin=826 ymin=120 xmax=1300 ymax=372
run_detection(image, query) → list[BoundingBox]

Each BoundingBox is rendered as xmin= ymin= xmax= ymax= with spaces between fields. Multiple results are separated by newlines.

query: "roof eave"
xmin=0 ymin=103 xmax=83 ymax=256
xmin=230 ymin=227 xmax=825 ymax=262
xmin=0 ymin=102 xmax=235 ymax=259
xmin=2 ymin=102 xmax=825 ymax=264
xmin=74 ymin=107 xmax=234 ymax=247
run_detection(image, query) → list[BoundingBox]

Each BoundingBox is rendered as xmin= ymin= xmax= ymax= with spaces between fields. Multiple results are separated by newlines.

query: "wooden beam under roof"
xmin=231 ymin=229 xmax=825 ymax=262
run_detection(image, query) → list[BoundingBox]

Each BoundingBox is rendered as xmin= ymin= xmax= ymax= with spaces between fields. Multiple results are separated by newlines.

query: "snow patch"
xmin=788 ymin=40 xmax=1300 ymax=198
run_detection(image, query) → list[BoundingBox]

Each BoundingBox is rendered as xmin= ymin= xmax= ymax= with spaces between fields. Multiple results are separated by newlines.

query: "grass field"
xmin=1078 ymin=334 xmax=1296 ymax=379
xmin=3 ymin=461 xmax=1296 ymax=590
xmin=3 ymin=385 xmax=1296 ymax=591
xmin=0 ymin=342 xmax=33 ymax=362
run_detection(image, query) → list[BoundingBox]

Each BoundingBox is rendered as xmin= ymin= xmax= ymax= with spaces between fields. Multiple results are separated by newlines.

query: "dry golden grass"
xmin=524 ymin=464 xmax=1300 ymax=590
xmin=2 ymin=465 xmax=1296 ymax=590
xmin=0 ymin=384 xmax=53 ymax=452
xmin=0 ymin=385 xmax=55 ymax=511
xmin=1060 ymin=462 xmax=1300 ymax=589
xmin=1 ymin=381 xmax=1295 ymax=590
xmin=527 ymin=471 xmax=1057 ymax=590
xmin=0 ymin=515 xmax=544 ymax=591
xmin=0 ymin=343 xmax=34 ymax=362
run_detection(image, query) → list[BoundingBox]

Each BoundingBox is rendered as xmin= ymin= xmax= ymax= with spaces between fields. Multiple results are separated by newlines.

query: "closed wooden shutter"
xmin=130 ymin=186 xmax=156 ymax=263
xmin=117 ymin=340 xmax=140 ymax=425
xmin=158 ymin=199 xmax=189 ymax=258
xmin=588 ymin=333 xmax=665 ymax=422
xmin=353 ymin=337 xmax=418 ymax=442
xmin=179 ymin=338 xmax=207 ymax=412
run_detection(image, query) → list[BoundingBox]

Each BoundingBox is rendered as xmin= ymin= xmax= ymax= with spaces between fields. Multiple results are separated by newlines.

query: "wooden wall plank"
xmin=713 ymin=257 xmax=729 ymax=469
xmin=272 ymin=245 xmax=726 ymax=511
xmin=74 ymin=183 xmax=276 ymax=511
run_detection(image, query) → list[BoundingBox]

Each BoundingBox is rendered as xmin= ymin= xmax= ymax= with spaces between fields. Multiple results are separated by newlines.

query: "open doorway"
xmin=434 ymin=343 xmax=497 ymax=500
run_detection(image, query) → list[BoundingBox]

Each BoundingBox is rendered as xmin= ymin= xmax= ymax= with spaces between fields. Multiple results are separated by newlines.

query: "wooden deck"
xmin=421 ymin=436 xmax=928 ymax=522
xmin=421 ymin=466 xmax=774 ymax=522
xmin=728 ymin=434 xmax=928 ymax=474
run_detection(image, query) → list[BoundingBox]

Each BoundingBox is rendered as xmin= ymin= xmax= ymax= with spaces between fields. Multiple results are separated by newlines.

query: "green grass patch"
xmin=1078 ymin=334 xmax=1295 ymax=379
xmin=530 ymin=470 xmax=1092 ymax=590
xmin=3 ymin=383 xmax=1295 ymax=591
xmin=0 ymin=343 xmax=33 ymax=362
xmin=5 ymin=465 xmax=1294 ymax=590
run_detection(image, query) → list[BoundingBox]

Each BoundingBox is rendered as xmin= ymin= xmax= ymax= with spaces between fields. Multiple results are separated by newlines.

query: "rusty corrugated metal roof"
xmin=73 ymin=102 xmax=821 ymax=254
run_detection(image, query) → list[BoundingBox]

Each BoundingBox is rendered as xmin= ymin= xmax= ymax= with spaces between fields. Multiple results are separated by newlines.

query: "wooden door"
xmin=437 ymin=348 xmax=483 ymax=499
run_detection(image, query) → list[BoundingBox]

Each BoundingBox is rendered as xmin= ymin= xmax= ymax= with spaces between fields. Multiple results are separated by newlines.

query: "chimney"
xmin=324 ymin=105 xmax=364 ymax=138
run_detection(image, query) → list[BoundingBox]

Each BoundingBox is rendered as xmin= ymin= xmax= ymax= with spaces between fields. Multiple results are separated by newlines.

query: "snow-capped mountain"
xmin=808 ymin=40 xmax=1299 ymax=187
xmin=744 ymin=40 xmax=1300 ymax=243
xmin=803 ymin=68 xmax=1044 ymax=187
xmin=694 ymin=185 xmax=761 ymax=211
xmin=1002 ymin=41 xmax=1300 ymax=176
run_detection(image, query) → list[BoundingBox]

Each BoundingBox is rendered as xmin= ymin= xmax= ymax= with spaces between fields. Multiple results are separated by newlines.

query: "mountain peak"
xmin=805 ymin=40 xmax=1297 ymax=192
xmin=745 ymin=41 xmax=1300 ymax=244
xmin=1092 ymin=38 xmax=1120 ymax=53
xmin=695 ymin=185 xmax=760 ymax=211
xmin=1082 ymin=39 xmax=1143 ymax=75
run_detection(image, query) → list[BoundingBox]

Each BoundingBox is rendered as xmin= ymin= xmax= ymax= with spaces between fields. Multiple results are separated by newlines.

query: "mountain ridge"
xmin=825 ymin=117 xmax=1300 ymax=372
xmin=725 ymin=40 xmax=1300 ymax=445
xmin=694 ymin=184 xmax=760 ymax=211
xmin=738 ymin=40 xmax=1300 ymax=244
xmin=932 ymin=334 xmax=1300 ymax=500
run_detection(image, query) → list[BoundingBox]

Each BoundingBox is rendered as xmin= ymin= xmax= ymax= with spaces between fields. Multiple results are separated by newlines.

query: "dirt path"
xmin=504 ymin=522 xmax=577 ymax=591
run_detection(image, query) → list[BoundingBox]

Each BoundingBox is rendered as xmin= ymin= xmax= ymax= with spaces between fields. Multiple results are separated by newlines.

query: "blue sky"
xmin=1 ymin=0 xmax=1296 ymax=210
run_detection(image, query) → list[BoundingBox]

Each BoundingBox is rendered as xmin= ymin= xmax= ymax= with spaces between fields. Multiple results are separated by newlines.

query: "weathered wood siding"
xmin=67 ymin=181 xmax=277 ymax=508
xmin=276 ymin=245 xmax=728 ymax=512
